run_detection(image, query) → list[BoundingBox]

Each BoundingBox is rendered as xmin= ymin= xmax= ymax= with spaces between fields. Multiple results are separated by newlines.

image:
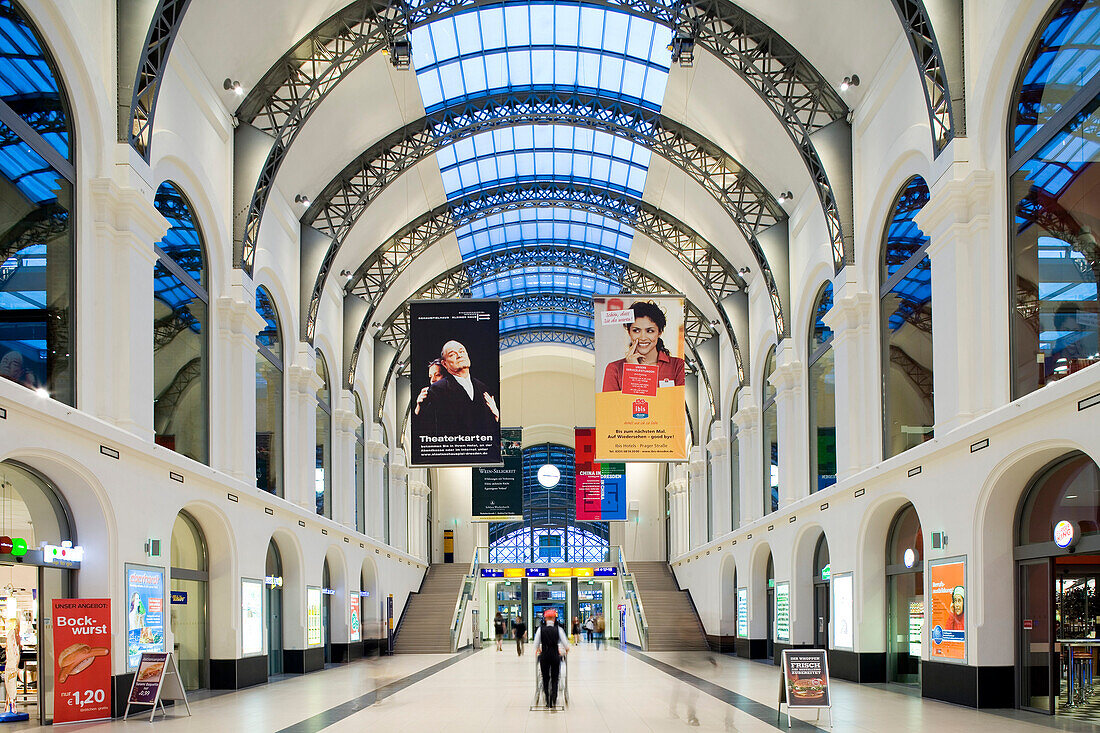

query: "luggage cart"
xmin=531 ymin=656 xmax=568 ymax=710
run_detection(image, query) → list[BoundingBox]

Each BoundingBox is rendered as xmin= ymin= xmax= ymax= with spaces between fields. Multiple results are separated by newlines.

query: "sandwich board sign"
xmin=778 ymin=649 xmax=831 ymax=728
xmin=123 ymin=651 xmax=192 ymax=722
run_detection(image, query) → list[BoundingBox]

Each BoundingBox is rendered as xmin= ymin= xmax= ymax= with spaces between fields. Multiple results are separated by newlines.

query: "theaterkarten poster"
xmin=409 ymin=299 xmax=501 ymax=466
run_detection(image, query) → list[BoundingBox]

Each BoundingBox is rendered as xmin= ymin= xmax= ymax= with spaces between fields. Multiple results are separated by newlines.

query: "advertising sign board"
xmin=241 ymin=578 xmax=264 ymax=656
xmin=472 ymin=428 xmax=523 ymax=520
xmin=307 ymin=587 xmax=322 ymax=646
xmin=594 ymin=295 xmax=686 ymax=461
xmin=775 ymin=581 xmax=791 ymax=642
xmin=409 ymin=299 xmax=501 ymax=466
xmin=52 ymin=598 xmax=111 ymax=723
xmin=929 ymin=556 xmax=966 ymax=662
xmin=350 ymin=593 xmax=361 ymax=643
xmin=736 ymin=587 xmax=748 ymax=638
xmin=832 ymin=573 xmax=853 ymax=650
xmin=779 ymin=649 xmax=831 ymax=714
xmin=125 ymin=564 xmax=165 ymax=669
xmin=575 ymin=427 xmax=627 ymax=520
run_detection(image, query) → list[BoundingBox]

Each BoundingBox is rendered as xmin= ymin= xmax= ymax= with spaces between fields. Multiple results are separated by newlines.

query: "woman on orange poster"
xmin=601 ymin=301 xmax=685 ymax=392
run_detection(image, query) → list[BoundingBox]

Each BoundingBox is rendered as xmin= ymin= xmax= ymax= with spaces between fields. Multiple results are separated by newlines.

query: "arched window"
xmin=153 ymin=182 xmax=208 ymax=464
xmin=354 ymin=392 xmax=366 ymax=534
xmin=0 ymin=1 xmax=75 ymax=404
xmin=813 ymin=534 xmax=831 ymax=647
xmin=728 ymin=387 xmax=741 ymax=531
xmin=171 ymin=511 xmax=209 ymax=691
xmin=809 ymin=283 xmax=836 ymax=492
xmin=489 ymin=443 xmax=609 ymax=563
xmin=762 ymin=347 xmax=779 ymax=516
xmin=1018 ymin=451 xmax=1100 ymax=547
xmin=881 ymin=177 xmax=934 ymax=459
xmin=256 ymin=287 xmax=282 ymax=495
xmin=1010 ymin=0 xmax=1100 ymax=397
xmin=315 ymin=351 xmax=332 ymax=517
xmin=886 ymin=503 xmax=924 ymax=686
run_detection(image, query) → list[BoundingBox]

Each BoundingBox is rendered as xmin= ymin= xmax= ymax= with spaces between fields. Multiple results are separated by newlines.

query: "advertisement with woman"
xmin=125 ymin=565 xmax=165 ymax=669
xmin=929 ymin=557 xmax=966 ymax=661
xmin=594 ymin=296 xmax=686 ymax=461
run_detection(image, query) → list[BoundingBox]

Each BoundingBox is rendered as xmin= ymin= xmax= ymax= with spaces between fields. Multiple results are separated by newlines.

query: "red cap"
xmin=543 ymin=608 xmax=558 ymax=621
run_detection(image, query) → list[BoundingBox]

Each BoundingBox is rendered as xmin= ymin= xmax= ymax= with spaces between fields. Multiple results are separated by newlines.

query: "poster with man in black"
xmin=409 ymin=300 xmax=501 ymax=466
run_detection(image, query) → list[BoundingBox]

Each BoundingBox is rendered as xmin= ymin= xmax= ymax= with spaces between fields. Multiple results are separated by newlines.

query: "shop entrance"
xmin=0 ymin=460 xmax=77 ymax=724
xmin=578 ymin=580 xmax=605 ymax=623
xmin=813 ymin=535 xmax=830 ymax=648
xmin=1016 ymin=452 xmax=1100 ymax=718
xmin=495 ymin=581 xmax=522 ymax=622
xmin=531 ymin=581 xmax=568 ymax=629
xmin=266 ymin=540 xmax=283 ymax=676
xmin=322 ymin=561 xmax=332 ymax=665
xmin=886 ymin=504 xmax=924 ymax=687
xmin=171 ymin=511 xmax=209 ymax=691
xmin=766 ymin=554 xmax=774 ymax=660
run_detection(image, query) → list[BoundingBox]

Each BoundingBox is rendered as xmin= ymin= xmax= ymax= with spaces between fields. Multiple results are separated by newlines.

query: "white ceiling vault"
xmin=157 ymin=0 xmax=938 ymax=395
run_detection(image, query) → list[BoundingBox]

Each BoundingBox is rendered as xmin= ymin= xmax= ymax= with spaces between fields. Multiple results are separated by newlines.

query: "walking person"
xmin=594 ymin=614 xmax=605 ymax=650
xmin=535 ymin=609 xmax=570 ymax=708
xmin=585 ymin=616 xmax=594 ymax=643
xmin=570 ymin=616 xmax=580 ymax=645
xmin=494 ymin=612 xmax=505 ymax=651
xmin=514 ymin=615 xmax=527 ymax=656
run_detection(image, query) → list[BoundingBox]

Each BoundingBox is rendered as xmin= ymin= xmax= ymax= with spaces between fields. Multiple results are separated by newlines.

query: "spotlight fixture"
xmin=778 ymin=190 xmax=793 ymax=203
xmin=738 ymin=267 xmax=751 ymax=275
xmin=339 ymin=269 xmax=352 ymax=280
xmin=294 ymin=194 xmax=310 ymax=206
xmin=385 ymin=36 xmax=412 ymax=70
xmin=669 ymin=32 xmax=695 ymax=68
xmin=840 ymin=74 xmax=860 ymax=91
xmin=222 ymin=78 xmax=243 ymax=96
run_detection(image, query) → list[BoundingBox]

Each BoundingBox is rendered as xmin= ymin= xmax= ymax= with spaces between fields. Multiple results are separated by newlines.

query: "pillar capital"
xmin=914 ymin=168 xmax=995 ymax=245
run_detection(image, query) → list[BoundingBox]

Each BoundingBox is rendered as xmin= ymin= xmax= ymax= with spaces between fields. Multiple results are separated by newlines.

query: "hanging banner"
xmin=409 ymin=299 xmax=501 ymax=466
xmin=929 ymin=557 xmax=966 ymax=661
xmin=472 ymin=428 xmax=523 ymax=520
xmin=52 ymin=598 xmax=111 ymax=724
xmin=575 ymin=427 xmax=626 ymax=520
xmin=125 ymin=564 xmax=165 ymax=669
xmin=350 ymin=594 xmax=362 ymax=643
xmin=594 ymin=296 xmax=686 ymax=461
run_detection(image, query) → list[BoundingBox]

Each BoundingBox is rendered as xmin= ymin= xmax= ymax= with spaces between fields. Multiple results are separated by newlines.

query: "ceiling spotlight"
xmin=294 ymin=194 xmax=310 ymax=206
xmin=223 ymin=78 xmax=243 ymax=96
xmin=738 ymin=267 xmax=751 ymax=275
xmin=778 ymin=190 xmax=793 ymax=203
xmin=669 ymin=32 xmax=695 ymax=68
xmin=339 ymin=269 xmax=352 ymax=280
xmin=840 ymin=74 xmax=860 ymax=91
xmin=385 ymin=36 xmax=412 ymax=70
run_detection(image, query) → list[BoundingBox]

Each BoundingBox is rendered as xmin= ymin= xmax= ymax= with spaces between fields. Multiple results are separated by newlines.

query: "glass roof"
xmin=154 ymin=181 xmax=206 ymax=287
xmin=1014 ymin=0 xmax=1100 ymax=153
xmin=882 ymin=176 xmax=931 ymax=283
xmin=810 ymin=281 xmax=833 ymax=353
xmin=885 ymin=255 xmax=931 ymax=332
xmin=412 ymin=4 xmax=670 ymax=111
xmin=457 ymin=207 xmax=634 ymax=259
xmin=0 ymin=0 xmax=69 ymax=160
xmin=153 ymin=262 xmax=202 ymax=333
xmin=256 ymin=286 xmax=282 ymax=359
xmin=412 ymin=3 xmax=671 ymax=339
xmin=0 ymin=119 xmax=63 ymax=204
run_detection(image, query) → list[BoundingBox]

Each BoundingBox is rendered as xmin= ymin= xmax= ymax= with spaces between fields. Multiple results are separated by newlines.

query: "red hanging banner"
xmin=52 ymin=598 xmax=112 ymax=723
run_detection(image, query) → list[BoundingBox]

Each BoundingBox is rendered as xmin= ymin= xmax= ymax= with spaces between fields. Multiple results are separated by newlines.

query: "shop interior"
xmin=482 ymin=572 xmax=616 ymax=640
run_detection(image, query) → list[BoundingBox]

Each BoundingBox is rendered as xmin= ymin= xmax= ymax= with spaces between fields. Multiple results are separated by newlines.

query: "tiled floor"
xmin=12 ymin=644 xmax=1100 ymax=731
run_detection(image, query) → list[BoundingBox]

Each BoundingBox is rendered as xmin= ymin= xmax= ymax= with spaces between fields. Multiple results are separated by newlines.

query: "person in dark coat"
xmin=416 ymin=341 xmax=499 ymax=435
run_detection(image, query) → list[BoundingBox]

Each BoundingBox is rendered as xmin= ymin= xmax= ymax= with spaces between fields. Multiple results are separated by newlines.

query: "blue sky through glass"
xmin=0 ymin=0 xmax=69 ymax=159
xmin=412 ymin=3 xmax=671 ymax=336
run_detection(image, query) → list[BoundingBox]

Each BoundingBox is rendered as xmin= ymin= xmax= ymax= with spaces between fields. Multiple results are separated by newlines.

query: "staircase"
xmin=393 ymin=564 xmax=470 ymax=654
xmin=629 ymin=562 xmax=710 ymax=651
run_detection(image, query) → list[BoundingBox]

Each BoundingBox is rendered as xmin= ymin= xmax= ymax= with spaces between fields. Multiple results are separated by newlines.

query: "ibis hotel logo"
xmin=632 ymin=398 xmax=649 ymax=419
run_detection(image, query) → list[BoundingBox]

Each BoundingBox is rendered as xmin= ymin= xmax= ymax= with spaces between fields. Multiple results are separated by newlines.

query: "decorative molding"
xmin=914 ymin=169 xmax=996 ymax=245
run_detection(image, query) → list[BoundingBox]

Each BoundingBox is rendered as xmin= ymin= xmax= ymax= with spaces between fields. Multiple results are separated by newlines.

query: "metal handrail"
xmin=448 ymin=547 xmax=481 ymax=653
xmin=614 ymin=546 xmax=649 ymax=651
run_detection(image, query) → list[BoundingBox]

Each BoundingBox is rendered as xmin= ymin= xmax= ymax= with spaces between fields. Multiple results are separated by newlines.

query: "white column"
xmin=408 ymin=480 xmax=430 ymax=560
xmin=914 ymin=169 xmax=1004 ymax=432
xmin=285 ymin=348 xmax=324 ymax=513
xmin=688 ymin=446 xmax=706 ymax=548
xmin=706 ymin=422 xmax=730 ymax=536
xmin=389 ymin=457 xmax=409 ymax=553
xmin=83 ymin=178 xmax=167 ymax=438
xmin=732 ymin=390 xmax=761 ymax=523
xmin=823 ymin=283 xmax=878 ymax=480
xmin=366 ymin=435 xmax=388 ymax=542
xmin=769 ymin=341 xmax=806 ymax=507
xmin=210 ymin=273 xmax=267 ymax=483
xmin=332 ymin=391 xmax=359 ymax=529
xmin=665 ymin=475 xmax=688 ymax=558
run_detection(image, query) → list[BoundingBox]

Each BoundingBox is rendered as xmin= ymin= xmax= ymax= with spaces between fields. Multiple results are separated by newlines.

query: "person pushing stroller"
xmin=534 ymin=608 xmax=570 ymax=708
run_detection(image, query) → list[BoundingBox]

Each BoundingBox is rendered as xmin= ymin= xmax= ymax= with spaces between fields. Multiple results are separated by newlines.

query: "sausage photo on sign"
xmin=57 ymin=643 xmax=109 ymax=683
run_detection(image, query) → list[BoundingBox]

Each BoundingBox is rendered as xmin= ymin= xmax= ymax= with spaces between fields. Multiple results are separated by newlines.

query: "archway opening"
xmin=171 ymin=510 xmax=209 ymax=691
xmin=265 ymin=539 xmax=283 ymax=676
xmin=886 ymin=503 xmax=924 ymax=687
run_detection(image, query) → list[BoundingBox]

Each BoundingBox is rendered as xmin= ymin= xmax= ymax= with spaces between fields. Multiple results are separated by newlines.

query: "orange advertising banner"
xmin=594 ymin=295 xmax=687 ymax=461
xmin=929 ymin=558 xmax=966 ymax=661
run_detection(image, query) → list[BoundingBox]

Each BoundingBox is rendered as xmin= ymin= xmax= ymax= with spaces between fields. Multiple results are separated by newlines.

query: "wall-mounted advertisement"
xmin=575 ymin=427 xmax=627 ymax=520
xmin=929 ymin=556 xmax=966 ymax=662
xmin=409 ymin=299 xmax=501 ymax=466
xmin=832 ymin=572 xmax=853 ymax=650
xmin=307 ymin=587 xmax=322 ymax=646
xmin=241 ymin=578 xmax=264 ymax=656
xmin=472 ymin=428 xmax=523 ymax=520
xmin=775 ymin=581 xmax=791 ymax=643
xmin=736 ymin=587 xmax=748 ymax=638
xmin=594 ymin=296 xmax=686 ymax=462
xmin=125 ymin=564 xmax=165 ymax=670
xmin=350 ymin=594 xmax=361 ymax=643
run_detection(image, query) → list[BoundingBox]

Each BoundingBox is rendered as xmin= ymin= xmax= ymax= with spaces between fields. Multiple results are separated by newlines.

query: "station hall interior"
xmin=0 ymin=0 xmax=1099 ymax=730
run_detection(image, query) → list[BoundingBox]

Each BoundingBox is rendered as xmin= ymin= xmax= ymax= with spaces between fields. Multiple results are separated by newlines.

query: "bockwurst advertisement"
xmin=52 ymin=598 xmax=112 ymax=723
xmin=594 ymin=296 xmax=686 ymax=461
xmin=409 ymin=300 xmax=501 ymax=466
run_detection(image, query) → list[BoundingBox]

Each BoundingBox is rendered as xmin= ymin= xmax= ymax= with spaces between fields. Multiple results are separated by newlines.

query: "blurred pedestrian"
xmin=494 ymin=612 xmax=505 ymax=651
xmin=571 ymin=616 xmax=580 ymax=645
xmin=595 ymin=614 xmax=605 ymax=650
xmin=514 ymin=615 xmax=527 ymax=656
